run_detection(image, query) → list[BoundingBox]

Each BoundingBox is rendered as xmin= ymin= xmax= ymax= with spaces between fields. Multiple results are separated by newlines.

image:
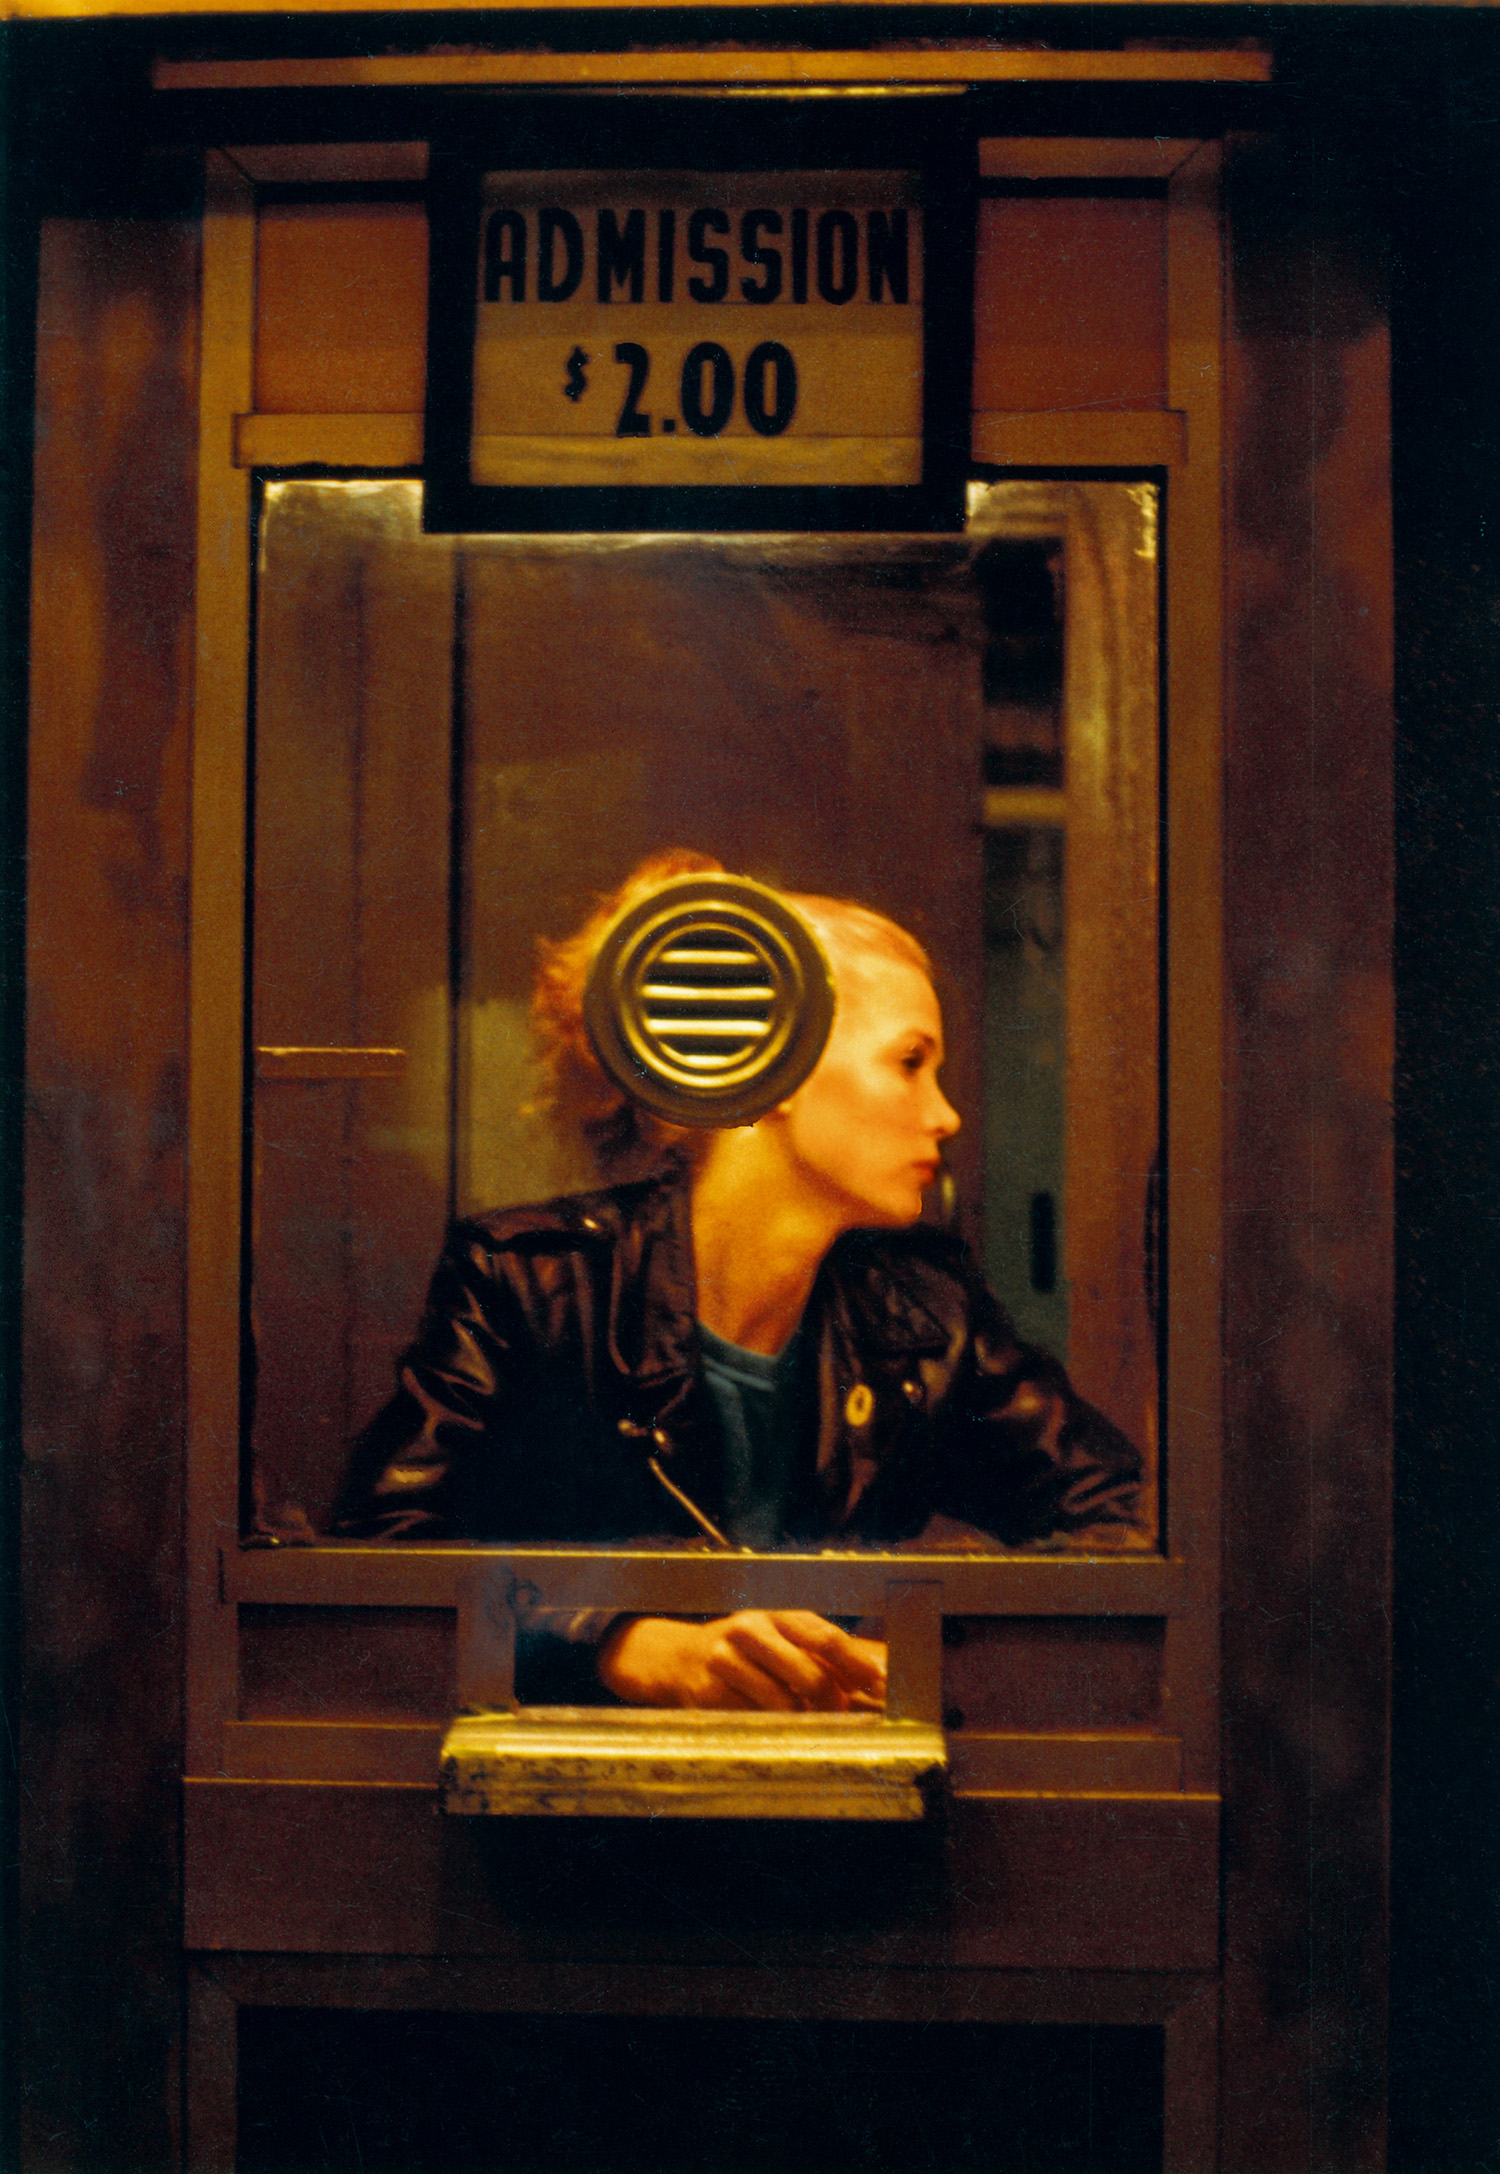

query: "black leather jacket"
xmin=334 ymin=1175 xmax=1142 ymax=1548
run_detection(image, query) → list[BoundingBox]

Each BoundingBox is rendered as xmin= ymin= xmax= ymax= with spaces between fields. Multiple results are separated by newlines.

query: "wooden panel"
xmin=973 ymin=198 xmax=1168 ymax=416
xmin=239 ymin=1606 xmax=455 ymax=1720
xmin=949 ymin=1732 xmax=1181 ymax=1794
xmin=23 ymin=211 xmax=199 ymax=2174
xmin=195 ymin=1948 xmax=1216 ymax=2026
xmin=1160 ymin=144 xmax=1226 ymax=1799
xmin=942 ymin=1617 xmax=1163 ymax=1731
xmin=1162 ymin=1980 xmax=1220 ymax=2174
xmin=220 ymin=1717 xmax=1179 ymax=1794
xmin=224 ymin=1543 xmax=1190 ymax=1615
xmin=254 ymin=202 xmax=427 ymax=414
xmin=224 ymin=1720 xmax=444 ymax=1781
xmin=158 ymin=49 xmax=1273 ymax=88
xmin=229 ymin=142 xmax=428 ymax=185
xmin=185 ymin=1778 xmax=1219 ymax=1968
xmin=186 ymin=1964 xmax=239 ymax=2174
xmin=1062 ymin=482 xmax=1161 ymax=1478
xmin=1220 ymin=134 xmax=1394 ymax=2174
xmin=234 ymin=411 xmax=423 ymax=467
xmin=971 ymin=410 xmax=1185 ymax=468
xmin=251 ymin=482 xmax=454 ymax=1533
xmin=187 ymin=154 xmax=257 ymax=1786
xmin=980 ymin=139 xmax=1202 ymax=181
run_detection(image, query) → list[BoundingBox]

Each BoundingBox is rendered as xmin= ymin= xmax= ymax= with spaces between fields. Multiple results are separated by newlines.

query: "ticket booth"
xmin=16 ymin=19 xmax=1396 ymax=2174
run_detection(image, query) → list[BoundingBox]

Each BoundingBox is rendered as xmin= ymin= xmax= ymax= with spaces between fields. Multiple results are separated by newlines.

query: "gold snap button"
xmin=844 ymin=1383 xmax=874 ymax=1429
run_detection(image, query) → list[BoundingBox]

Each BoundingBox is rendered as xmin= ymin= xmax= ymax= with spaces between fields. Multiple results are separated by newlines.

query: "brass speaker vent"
xmin=583 ymin=876 xmax=836 ymax=1129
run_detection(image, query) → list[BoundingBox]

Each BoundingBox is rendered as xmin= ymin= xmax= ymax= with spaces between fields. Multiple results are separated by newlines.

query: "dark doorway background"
xmin=238 ymin=2013 xmax=1164 ymax=2174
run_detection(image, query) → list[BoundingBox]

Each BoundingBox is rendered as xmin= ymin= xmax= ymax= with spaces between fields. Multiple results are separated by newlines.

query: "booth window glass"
xmin=248 ymin=478 xmax=1159 ymax=1542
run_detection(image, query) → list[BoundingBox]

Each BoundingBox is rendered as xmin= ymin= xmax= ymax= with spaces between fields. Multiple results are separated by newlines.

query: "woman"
xmin=335 ymin=852 xmax=1141 ymax=1711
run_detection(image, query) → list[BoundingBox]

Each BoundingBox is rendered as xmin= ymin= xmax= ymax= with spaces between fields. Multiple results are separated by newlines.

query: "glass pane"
xmin=984 ymin=824 xmax=1067 ymax=1359
xmin=248 ymin=479 xmax=1158 ymax=1537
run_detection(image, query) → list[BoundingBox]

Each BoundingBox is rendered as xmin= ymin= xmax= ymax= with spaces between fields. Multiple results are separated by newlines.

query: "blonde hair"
xmin=531 ymin=851 xmax=934 ymax=1182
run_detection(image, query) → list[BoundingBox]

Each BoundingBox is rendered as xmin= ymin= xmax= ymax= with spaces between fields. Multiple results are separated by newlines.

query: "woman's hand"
xmin=597 ymin=1610 xmax=887 ymax=1712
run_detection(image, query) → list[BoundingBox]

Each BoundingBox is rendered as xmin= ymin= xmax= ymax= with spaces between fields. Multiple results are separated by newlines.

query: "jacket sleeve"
xmin=937 ymin=1263 xmax=1144 ymax=1546
xmin=332 ymin=1223 xmax=528 ymax=1540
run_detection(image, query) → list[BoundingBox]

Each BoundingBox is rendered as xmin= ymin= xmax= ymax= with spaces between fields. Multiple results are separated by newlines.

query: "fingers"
xmin=702 ymin=1640 xmax=805 ymax=1711
xmin=704 ymin=1612 xmax=888 ymax=1711
xmin=709 ymin=1614 xmax=844 ymax=1708
xmin=598 ymin=1611 xmax=890 ymax=1713
xmin=761 ymin=1612 xmax=888 ymax=1700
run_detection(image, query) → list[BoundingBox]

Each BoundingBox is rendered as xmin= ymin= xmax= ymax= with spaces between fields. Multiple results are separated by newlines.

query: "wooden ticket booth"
xmin=14 ymin=16 xmax=1398 ymax=2174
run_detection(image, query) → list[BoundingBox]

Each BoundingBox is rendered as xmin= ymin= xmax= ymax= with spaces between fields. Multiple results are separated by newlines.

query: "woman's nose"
xmin=929 ymin=1085 xmax=961 ymax=1139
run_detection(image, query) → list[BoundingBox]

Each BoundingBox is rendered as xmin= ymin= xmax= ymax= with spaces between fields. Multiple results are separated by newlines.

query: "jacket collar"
xmin=822 ymin=1228 xmax=954 ymax=1361
xmin=599 ymin=1174 xmax=951 ymax=1391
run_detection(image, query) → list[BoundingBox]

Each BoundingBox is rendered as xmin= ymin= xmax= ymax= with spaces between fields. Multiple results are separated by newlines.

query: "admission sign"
xmin=424 ymin=160 xmax=961 ymax=531
xmin=472 ymin=171 xmax=921 ymax=486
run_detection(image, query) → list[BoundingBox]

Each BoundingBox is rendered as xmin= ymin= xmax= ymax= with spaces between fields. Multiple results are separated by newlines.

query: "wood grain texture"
xmin=1220 ymin=132 xmax=1394 ymax=2174
xmin=195 ymin=1946 xmax=1216 ymax=2024
xmin=223 ymin=1542 xmax=1189 ymax=1614
xmin=254 ymin=202 xmax=427 ymax=415
xmin=971 ymin=410 xmax=1186 ymax=467
xmin=233 ymin=410 xmax=424 ymax=466
xmin=251 ymin=482 xmax=455 ymax=1534
xmin=21 ymin=213 xmax=199 ymax=2174
xmin=973 ymin=197 xmax=1168 ymax=416
xmin=154 ymin=47 xmax=1272 ymax=85
xmin=185 ymin=1777 xmax=1219 ymax=1968
xmin=217 ymin=1716 xmax=1182 ymax=1793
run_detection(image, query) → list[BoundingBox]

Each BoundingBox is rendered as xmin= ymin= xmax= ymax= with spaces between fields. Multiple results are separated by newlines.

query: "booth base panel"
xmin=184 ymin=1777 xmax=1219 ymax=1971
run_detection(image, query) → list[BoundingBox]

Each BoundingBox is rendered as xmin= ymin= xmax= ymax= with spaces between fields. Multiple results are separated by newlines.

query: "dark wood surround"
xmin=16 ymin=16 xmax=1470 ymax=2173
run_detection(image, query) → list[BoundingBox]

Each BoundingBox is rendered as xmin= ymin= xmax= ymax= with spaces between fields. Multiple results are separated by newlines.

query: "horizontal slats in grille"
xmin=636 ymin=931 xmax=776 ymax=1075
xmin=584 ymin=874 xmax=834 ymax=1127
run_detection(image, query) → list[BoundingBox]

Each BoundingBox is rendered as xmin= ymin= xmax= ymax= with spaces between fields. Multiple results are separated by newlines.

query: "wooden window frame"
xmin=184 ymin=137 xmax=1223 ymax=1809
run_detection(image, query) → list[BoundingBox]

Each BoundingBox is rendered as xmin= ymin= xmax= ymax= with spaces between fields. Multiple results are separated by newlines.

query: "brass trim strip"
xmin=155 ymin=49 xmax=1272 ymax=91
xmin=980 ymin=137 xmax=1204 ymax=180
xmin=234 ymin=413 xmax=423 ymax=469
xmin=255 ymin=1046 xmax=408 ymax=1080
xmin=220 ymin=1717 xmax=1186 ymax=1796
xmin=981 ymin=786 xmax=1067 ymax=829
xmin=226 ymin=141 xmax=429 ymax=184
xmin=185 ymin=151 xmax=256 ymax=1778
xmin=225 ymin=1544 xmax=1191 ymax=1615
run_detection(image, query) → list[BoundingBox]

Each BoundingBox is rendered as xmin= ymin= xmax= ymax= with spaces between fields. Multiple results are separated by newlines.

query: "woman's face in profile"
xmin=778 ymin=952 xmax=961 ymax=1229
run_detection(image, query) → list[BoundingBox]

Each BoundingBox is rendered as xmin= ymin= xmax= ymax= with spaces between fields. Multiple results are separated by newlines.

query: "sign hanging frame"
xmin=423 ymin=113 xmax=973 ymax=533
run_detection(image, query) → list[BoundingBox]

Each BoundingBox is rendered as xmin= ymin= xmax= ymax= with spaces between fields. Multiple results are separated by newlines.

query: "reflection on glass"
xmin=985 ymin=825 xmax=1067 ymax=1359
xmin=248 ymin=480 xmax=1158 ymax=1539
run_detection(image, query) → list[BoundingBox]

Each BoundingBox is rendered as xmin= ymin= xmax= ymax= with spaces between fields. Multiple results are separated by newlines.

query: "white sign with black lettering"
xmin=470 ymin=171 xmax=924 ymax=488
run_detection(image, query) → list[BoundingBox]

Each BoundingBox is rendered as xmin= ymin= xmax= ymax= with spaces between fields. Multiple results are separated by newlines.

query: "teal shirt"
xmin=695 ymin=1320 xmax=810 ymax=1549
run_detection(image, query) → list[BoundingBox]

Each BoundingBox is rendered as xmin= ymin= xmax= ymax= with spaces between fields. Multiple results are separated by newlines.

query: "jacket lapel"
xmin=604 ymin=1177 xmax=729 ymax=1530
xmin=799 ymin=1232 xmax=954 ymax=1533
xmin=602 ymin=1179 xmax=954 ymax=1542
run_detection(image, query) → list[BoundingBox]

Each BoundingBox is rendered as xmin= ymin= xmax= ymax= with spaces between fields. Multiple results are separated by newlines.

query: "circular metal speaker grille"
xmin=582 ymin=875 xmax=836 ymax=1128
